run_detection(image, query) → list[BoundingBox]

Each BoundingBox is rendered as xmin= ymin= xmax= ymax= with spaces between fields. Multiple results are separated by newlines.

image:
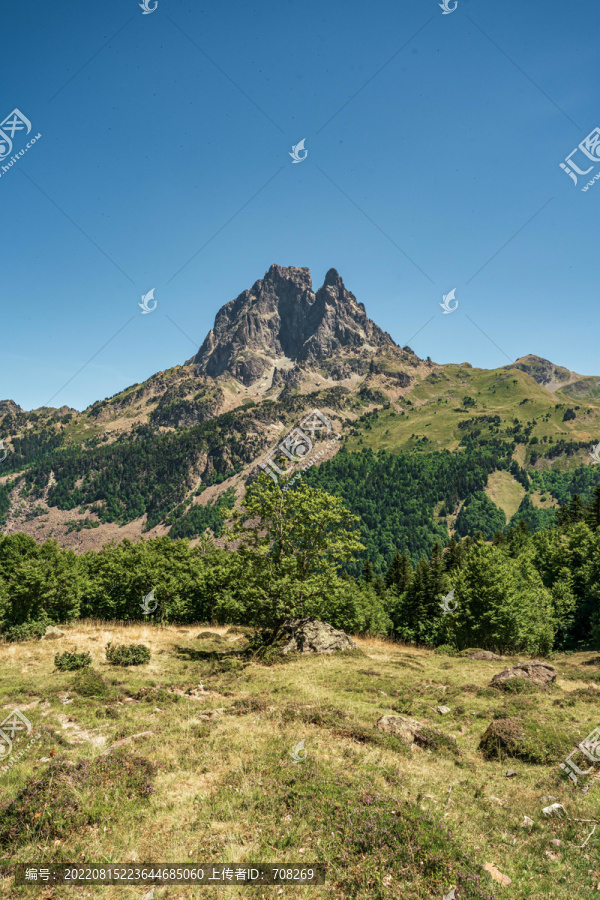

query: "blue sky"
xmin=2 ymin=0 xmax=599 ymax=411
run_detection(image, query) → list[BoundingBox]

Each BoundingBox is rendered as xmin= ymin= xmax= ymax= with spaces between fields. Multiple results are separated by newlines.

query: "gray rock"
xmin=542 ymin=803 xmax=566 ymax=818
xmin=40 ymin=626 xmax=65 ymax=640
xmin=190 ymin=265 xmax=398 ymax=387
xmin=522 ymin=815 xmax=534 ymax=828
xmin=491 ymin=660 xmax=556 ymax=687
xmin=375 ymin=715 xmax=424 ymax=745
xmin=505 ymin=769 xmax=518 ymax=778
xmin=436 ymin=705 xmax=451 ymax=715
xmin=462 ymin=650 xmax=502 ymax=660
xmin=272 ymin=618 xmax=358 ymax=655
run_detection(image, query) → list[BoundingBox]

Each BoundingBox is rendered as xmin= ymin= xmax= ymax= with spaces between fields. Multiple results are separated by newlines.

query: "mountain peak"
xmin=190 ymin=264 xmax=397 ymax=385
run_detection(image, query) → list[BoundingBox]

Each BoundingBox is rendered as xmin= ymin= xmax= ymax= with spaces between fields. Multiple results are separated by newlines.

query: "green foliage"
xmin=54 ymin=648 xmax=92 ymax=670
xmin=71 ymin=669 xmax=118 ymax=699
xmin=303 ymin=446 xmax=509 ymax=573
xmin=0 ymin=534 xmax=82 ymax=634
xmin=224 ymin=474 xmax=370 ymax=630
xmin=455 ymin=491 xmax=506 ymax=539
xmin=105 ymin=642 xmax=151 ymax=666
xmin=167 ymin=488 xmax=235 ymax=540
xmin=444 ymin=541 xmax=555 ymax=654
xmin=1 ymin=619 xmax=48 ymax=642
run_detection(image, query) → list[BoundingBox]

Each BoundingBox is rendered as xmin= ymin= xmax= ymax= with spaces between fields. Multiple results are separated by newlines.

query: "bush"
xmin=105 ymin=642 xmax=151 ymax=666
xmin=2 ymin=620 xmax=48 ymax=642
xmin=71 ymin=669 xmax=118 ymax=700
xmin=54 ymin=648 xmax=92 ymax=671
xmin=434 ymin=644 xmax=458 ymax=657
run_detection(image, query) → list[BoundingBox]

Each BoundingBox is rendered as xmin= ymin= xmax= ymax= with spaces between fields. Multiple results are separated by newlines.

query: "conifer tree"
xmin=385 ymin=551 xmax=413 ymax=592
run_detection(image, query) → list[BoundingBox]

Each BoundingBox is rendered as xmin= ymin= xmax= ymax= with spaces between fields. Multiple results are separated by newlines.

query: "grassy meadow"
xmin=1 ymin=625 xmax=600 ymax=899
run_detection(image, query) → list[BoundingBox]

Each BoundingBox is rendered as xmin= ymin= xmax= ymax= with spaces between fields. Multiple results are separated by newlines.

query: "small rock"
xmin=505 ymin=769 xmax=517 ymax=778
xmin=550 ymin=839 xmax=561 ymax=847
xmin=197 ymin=708 xmax=225 ymax=720
xmin=141 ymin=890 xmax=154 ymax=900
xmin=483 ymin=863 xmax=511 ymax=886
xmin=462 ymin=650 xmax=502 ymax=661
xmin=541 ymin=795 xmax=558 ymax=803
xmin=40 ymin=626 xmax=65 ymax=640
xmin=61 ymin=698 xmax=73 ymax=705
xmin=522 ymin=816 xmax=534 ymax=828
xmin=545 ymin=850 xmax=558 ymax=860
xmin=99 ymin=731 xmax=154 ymax=757
xmin=39 ymin=757 xmax=51 ymax=762
xmin=444 ymin=889 xmax=456 ymax=900
xmin=436 ymin=706 xmax=451 ymax=715
xmin=542 ymin=803 xmax=566 ymax=818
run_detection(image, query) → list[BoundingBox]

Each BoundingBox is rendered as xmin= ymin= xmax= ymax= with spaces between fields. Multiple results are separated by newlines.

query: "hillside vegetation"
xmin=1 ymin=623 xmax=600 ymax=899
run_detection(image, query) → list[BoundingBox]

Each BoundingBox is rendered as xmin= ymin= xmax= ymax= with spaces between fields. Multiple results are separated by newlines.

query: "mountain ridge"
xmin=1 ymin=263 xmax=600 ymax=553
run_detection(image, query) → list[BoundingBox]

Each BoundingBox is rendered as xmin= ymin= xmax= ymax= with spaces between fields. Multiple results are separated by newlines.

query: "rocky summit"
xmin=188 ymin=264 xmax=398 ymax=386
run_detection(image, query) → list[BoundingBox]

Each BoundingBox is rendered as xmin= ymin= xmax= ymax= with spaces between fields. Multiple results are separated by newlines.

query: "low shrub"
xmin=435 ymin=644 xmax=458 ymax=657
xmin=105 ymin=642 xmax=151 ymax=667
xmin=71 ymin=669 xmax=119 ymax=700
xmin=2 ymin=621 xmax=48 ymax=643
xmin=0 ymin=751 xmax=158 ymax=849
xmin=54 ymin=648 xmax=92 ymax=671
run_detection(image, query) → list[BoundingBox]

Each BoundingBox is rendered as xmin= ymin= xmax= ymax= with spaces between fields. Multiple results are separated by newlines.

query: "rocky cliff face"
xmin=189 ymin=264 xmax=397 ymax=386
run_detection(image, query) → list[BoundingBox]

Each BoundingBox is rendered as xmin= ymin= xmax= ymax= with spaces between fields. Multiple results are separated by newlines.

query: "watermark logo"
xmin=0 ymin=109 xmax=31 ymax=161
xmin=290 ymin=739 xmax=307 ymax=764
xmin=590 ymin=443 xmax=600 ymax=464
xmin=289 ymin=139 xmax=307 ymax=164
xmin=440 ymin=289 xmax=458 ymax=314
xmin=140 ymin=589 xmax=158 ymax=616
xmin=140 ymin=0 xmax=158 ymax=13
xmin=0 ymin=709 xmax=32 ymax=761
xmin=0 ymin=109 xmax=41 ymax=181
xmin=439 ymin=0 xmax=458 ymax=12
xmin=560 ymin=725 xmax=600 ymax=792
xmin=139 ymin=288 xmax=157 ymax=314
xmin=0 ymin=440 xmax=8 ymax=463
xmin=258 ymin=409 xmax=339 ymax=486
xmin=439 ymin=589 xmax=457 ymax=615
xmin=560 ymin=126 xmax=600 ymax=192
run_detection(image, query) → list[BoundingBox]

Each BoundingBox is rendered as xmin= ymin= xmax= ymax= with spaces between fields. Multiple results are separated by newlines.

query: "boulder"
xmin=40 ymin=626 xmax=65 ymax=640
xmin=375 ymin=715 xmax=424 ymax=745
xmin=490 ymin=660 xmax=556 ymax=688
xmin=272 ymin=618 xmax=358 ymax=655
xmin=462 ymin=650 xmax=502 ymax=661
xmin=375 ymin=715 xmax=459 ymax=755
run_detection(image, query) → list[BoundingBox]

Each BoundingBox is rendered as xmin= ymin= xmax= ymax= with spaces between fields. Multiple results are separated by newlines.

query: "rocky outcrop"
xmin=0 ymin=400 xmax=22 ymax=418
xmin=461 ymin=650 xmax=503 ymax=661
xmin=490 ymin=660 xmax=556 ymax=688
xmin=375 ymin=715 xmax=424 ymax=744
xmin=189 ymin=264 xmax=398 ymax=386
xmin=40 ymin=625 xmax=65 ymax=640
xmin=510 ymin=355 xmax=572 ymax=388
xmin=376 ymin=715 xmax=459 ymax=755
xmin=271 ymin=618 xmax=358 ymax=655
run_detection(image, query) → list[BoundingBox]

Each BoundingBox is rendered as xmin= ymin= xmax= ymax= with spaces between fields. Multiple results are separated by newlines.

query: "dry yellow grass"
xmin=1 ymin=624 xmax=599 ymax=899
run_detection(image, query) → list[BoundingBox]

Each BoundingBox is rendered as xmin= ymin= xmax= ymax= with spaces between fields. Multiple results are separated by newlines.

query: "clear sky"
xmin=2 ymin=0 xmax=599 ymax=411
